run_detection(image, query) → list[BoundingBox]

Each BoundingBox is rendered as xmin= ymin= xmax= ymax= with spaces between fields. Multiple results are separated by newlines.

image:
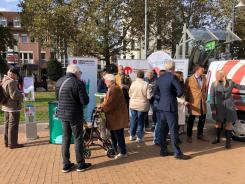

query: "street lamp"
xmin=144 ymin=0 xmax=147 ymax=59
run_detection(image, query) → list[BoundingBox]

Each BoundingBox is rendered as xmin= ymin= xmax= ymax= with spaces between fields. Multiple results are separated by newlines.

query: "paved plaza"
xmin=0 ymin=124 xmax=245 ymax=184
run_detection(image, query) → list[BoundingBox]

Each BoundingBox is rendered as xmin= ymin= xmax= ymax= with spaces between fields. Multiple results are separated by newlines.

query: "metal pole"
xmin=232 ymin=1 xmax=236 ymax=32
xmin=144 ymin=0 xmax=147 ymax=59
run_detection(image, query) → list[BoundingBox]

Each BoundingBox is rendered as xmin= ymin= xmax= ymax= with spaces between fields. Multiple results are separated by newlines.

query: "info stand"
xmin=23 ymin=76 xmax=37 ymax=141
xmin=25 ymin=104 xmax=38 ymax=140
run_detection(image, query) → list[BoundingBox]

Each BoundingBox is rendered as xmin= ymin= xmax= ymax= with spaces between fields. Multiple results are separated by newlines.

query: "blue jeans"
xmin=130 ymin=109 xmax=147 ymax=140
xmin=153 ymin=111 xmax=163 ymax=144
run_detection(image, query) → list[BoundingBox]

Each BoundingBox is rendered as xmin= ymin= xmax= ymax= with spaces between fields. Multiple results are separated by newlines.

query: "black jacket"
xmin=55 ymin=73 xmax=89 ymax=121
xmin=154 ymin=72 xmax=183 ymax=112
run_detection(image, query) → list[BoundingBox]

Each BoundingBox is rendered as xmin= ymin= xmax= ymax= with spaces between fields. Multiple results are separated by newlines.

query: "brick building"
xmin=0 ymin=11 xmax=51 ymax=75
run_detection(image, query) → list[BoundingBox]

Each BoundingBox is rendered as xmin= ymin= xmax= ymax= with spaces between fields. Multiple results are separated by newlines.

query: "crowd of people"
xmin=1 ymin=60 xmax=245 ymax=173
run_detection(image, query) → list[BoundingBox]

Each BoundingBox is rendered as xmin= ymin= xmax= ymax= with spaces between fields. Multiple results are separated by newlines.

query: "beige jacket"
xmin=1 ymin=75 xmax=24 ymax=112
xmin=129 ymin=78 xmax=152 ymax=112
xmin=185 ymin=74 xmax=207 ymax=116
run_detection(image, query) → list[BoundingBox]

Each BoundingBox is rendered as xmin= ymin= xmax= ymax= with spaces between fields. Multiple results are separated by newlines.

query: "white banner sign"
xmin=69 ymin=57 xmax=98 ymax=122
xmin=23 ymin=77 xmax=35 ymax=101
xmin=118 ymin=59 xmax=151 ymax=80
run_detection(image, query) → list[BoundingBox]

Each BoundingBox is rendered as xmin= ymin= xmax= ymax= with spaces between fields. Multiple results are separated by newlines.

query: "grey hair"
xmin=103 ymin=74 xmax=115 ymax=82
xmin=164 ymin=60 xmax=175 ymax=71
xmin=66 ymin=64 xmax=81 ymax=74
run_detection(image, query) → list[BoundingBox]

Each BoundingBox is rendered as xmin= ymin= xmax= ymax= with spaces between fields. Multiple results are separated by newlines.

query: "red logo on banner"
xmin=124 ymin=66 xmax=132 ymax=75
xmin=73 ymin=60 xmax=77 ymax=64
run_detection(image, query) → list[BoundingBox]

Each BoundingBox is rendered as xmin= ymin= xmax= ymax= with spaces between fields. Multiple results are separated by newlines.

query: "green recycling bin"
xmin=95 ymin=93 xmax=106 ymax=105
xmin=48 ymin=101 xmax=74 ymax=144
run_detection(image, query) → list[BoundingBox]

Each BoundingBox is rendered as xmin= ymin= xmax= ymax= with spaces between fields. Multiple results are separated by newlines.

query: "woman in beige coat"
xmin=128 ymin=70 xmax=152 ymax=143
xmin=98 ymin=74 xmax=128 ymax=159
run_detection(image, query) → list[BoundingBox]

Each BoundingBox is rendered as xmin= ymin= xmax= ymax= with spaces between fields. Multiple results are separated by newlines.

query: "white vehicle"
xmin=206 ymin=60 xmax=245 ymax=141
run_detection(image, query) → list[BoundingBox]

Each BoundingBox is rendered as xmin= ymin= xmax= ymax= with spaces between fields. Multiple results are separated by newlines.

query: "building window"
xmin=41 ymin=52 xmax=46 ymax=62
xmin=13 ymin=18 xmax=21 ymax=27
xmin=0 ymin=17 xmax=7 ymax=27
xmin=131 ymin=55 xmax=135 ymax=59
xmin=123 ymin=55 xmax=126 ymax=59
xmin=19 ymin=52 xmax=33 ymax=64
xmin=21 ymin=34 xmax=28 ymax=43
xmin=13 ymin=34 xmax=19 ymax=44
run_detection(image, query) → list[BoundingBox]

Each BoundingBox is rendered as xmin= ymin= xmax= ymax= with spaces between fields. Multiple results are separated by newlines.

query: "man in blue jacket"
xmin=154 ymin=60 xmax=190 ymax=160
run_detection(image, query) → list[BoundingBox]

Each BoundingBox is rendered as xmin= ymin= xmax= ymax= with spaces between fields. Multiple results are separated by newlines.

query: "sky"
xmin=0 ymin=0 xmax=20 ymax=12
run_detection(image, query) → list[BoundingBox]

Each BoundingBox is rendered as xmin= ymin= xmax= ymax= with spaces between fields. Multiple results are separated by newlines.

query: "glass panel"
xmin=24 ymin=53 xmax=28 ymax=59
xmin=21 ymin=34 xmax=28 ymax=43
xmin=29 ymin=53 xmax=33 ymax=59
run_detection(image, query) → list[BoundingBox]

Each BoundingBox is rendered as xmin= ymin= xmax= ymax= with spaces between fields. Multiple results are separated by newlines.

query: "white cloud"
xmin=0 ymin=7 xmax=8 ymax=11
xmin=4 ymin=0 xmax=18 ymax=3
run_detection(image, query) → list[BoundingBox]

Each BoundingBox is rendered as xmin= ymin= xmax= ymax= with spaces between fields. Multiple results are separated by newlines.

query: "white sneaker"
xmin=114 ymin=153 xmax=127 ymax=159
xmin=129 ymin=136 xmax=136 ymax=141
xmin=136 ymin=138 xmax=142 ymax=143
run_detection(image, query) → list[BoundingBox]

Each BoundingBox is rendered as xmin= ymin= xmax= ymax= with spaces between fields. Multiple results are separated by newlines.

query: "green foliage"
xmin=0 ymin=25 xmax=17 ymax=52
xmin=0 ymin=54 xmax=9 ymax=77
xmin=47 ymin=59 xmax=63 ymax=81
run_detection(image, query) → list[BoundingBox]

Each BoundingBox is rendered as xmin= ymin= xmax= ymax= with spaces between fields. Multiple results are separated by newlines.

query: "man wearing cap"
xmin=1 ymin=68 xmax=24 ymax=149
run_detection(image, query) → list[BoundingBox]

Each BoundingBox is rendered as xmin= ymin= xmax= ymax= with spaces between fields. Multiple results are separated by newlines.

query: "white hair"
xmin=103 ymin=74 xmax=115 ymax=82
xmin=66 ymin=64 xmax=81 ymax=74
xmin=164 ymin=60 xmax=175 ymax=71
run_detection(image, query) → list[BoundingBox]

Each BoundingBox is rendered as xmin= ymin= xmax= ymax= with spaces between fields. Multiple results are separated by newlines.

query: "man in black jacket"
xmin=56 ymin=64 xmax=91 ymax=173
xmin=154 ymin=60 xmax=191 ymax=160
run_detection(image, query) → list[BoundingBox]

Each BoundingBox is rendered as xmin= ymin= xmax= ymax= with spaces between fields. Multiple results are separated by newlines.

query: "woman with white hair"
xmin=98 ymin=74 xmax=128 ymax=159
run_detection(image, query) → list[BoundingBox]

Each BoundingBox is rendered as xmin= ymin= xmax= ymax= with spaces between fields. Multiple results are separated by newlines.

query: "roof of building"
xmin=0 ymin=11 xmax=20 ymax=19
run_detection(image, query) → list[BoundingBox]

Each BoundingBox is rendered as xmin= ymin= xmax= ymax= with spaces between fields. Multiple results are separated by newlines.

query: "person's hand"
xmin=184 ymin=101 xmax=189 ymax=106
xmin=212 ymin=110 xmax=216 ymax=115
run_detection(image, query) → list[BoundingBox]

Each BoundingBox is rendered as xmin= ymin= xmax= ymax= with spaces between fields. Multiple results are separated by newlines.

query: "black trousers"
xmin=61 ymin=121 xmax=85 ymax=165
xmin=4 ymin=112 xmax=20 ymax=146
xmin=110 ymin=128 xmax=127 ymax=154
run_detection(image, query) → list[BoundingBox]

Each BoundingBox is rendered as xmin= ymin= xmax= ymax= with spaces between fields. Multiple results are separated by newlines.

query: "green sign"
xmin=205 ymin=41 xmax=216 ymax=51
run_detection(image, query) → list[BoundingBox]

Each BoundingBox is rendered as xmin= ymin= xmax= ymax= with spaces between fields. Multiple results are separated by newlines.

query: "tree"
xmin=47 ymin=59 xmax=63 ymax=81
xmin=0 ymin=54 xmax=9 ymax=77
xmin=0 ymin=25 xmax=16 ymax=52
xmin=19 ymin=0 xmax=135 ymax=66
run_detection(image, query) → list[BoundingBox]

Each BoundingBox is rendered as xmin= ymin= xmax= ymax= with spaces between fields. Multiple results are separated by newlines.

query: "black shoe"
xmin=160 ymin=151 xmax=174 ymax=157
xmin=77 ymin=163 xmax=92 ymax=172
xmin=212 ymin=138 xmax=220 ymax=144
xmin=175 ymin=154 xmax=191 ymax=160
xmin=62 ymin=163 xmax=75 ymax=173
xmin=9 ymin=144 xmax=24 ymax=149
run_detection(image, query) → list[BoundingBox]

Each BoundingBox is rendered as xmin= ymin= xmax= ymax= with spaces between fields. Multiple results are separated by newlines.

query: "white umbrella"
xmin=147 ymin=51 xmax=172 ymax=73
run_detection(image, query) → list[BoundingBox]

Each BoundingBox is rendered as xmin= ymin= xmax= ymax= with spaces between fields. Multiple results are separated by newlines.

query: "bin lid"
xmin=95 ymin=93 xmax=106 ymax=97
xmin=48 ymin=101 xmax=58 ymax=104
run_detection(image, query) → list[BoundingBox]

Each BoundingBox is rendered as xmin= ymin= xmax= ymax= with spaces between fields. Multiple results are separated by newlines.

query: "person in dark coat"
xmin=210 ymin=69 xmax=245 ymax=149
xmin=154 ymin=60 xmax=190 ymax=160
xmin=55 ymin=64 xmax=91 ymax=173
xmin=97 ymin=71 xmax=108 ymax=93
